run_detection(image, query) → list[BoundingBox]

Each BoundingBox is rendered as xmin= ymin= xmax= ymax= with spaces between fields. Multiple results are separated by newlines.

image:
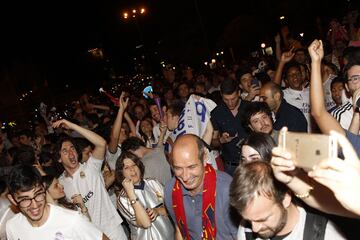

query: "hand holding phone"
xmin=251 ymin=78 xmax=260 ymax=87
xmin=278 ymin=129 xmax=337 ymax=172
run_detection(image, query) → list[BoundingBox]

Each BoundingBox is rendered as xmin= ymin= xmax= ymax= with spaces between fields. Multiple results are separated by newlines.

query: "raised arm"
xmin=88 ymin=103 xmax=111 ymax=112
xmin=52 ymin=119 xmax=106 ymax=160
xmin=157 ymin=119 xmax=167 ymax=147
xmin=273 ymin=47 xmax=295 ymax=85
xmin=122 ymin=178 xmax=152 ymax=228
xmin=124 ymin=112 xmax=137 ymax=137
xmin=202 ymin=120 xmax=214 ymax=146
xmin=108 ymin=92 xmax=129 ymax=153
xmin=308 ymin=39 xmax=344 ymax=135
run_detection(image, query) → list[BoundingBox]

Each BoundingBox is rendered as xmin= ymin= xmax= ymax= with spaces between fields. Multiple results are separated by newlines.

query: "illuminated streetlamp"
xmin=122 ymin=7 xmax=146 ymax=20
xmin=122 ymin=6 xmax=147 ymax=44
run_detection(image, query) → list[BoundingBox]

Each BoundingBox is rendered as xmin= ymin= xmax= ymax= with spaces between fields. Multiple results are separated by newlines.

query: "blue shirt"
xmin=345 ymin=130 xmax=360 ymax=157
xmin=164 ymin=170 xmax=238 ymax=240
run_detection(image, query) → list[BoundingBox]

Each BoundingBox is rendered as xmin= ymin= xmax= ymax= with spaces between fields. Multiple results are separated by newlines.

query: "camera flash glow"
xmin=261 ymin=43 xmax=266 ymax=48
xmin=204 ymin=62 xmax=208 ymax=65
xmin=211 ymin=59 xmax=216 ymax=63
xmin=280 ymin=16 xmax=285 ymax=20
xmin=300 ymin=33 xmax=304 ymax=37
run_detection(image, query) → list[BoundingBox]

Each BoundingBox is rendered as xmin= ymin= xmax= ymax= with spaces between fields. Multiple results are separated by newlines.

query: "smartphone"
xmin=278 ymin=131 xmax=337 ymax=172
xmin=251 ymin=78 xmax=260 ymax=87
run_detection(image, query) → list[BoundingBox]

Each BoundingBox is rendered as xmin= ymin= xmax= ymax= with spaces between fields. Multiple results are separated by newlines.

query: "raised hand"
xmin=247 ymin=84 xmax=260 ymax=100
xmin=71 ymin=194 xmax=85 ymax=207
xmin=51 ymin=119 xmax=74 ymax=130
xmin=122 ymin=178 xmax=135 ymax=195
xmin=308 ymin=39 xmax=324 ymax=62
xmin=280 ymin=46 xmax=295 ymax=63
xmin=271 ymin=146 xmax=299 ymax=184
xmin=119 ymin=92 xmax=129 ymax=112
xmin=159 ymin=119 xmax=167 ymax=133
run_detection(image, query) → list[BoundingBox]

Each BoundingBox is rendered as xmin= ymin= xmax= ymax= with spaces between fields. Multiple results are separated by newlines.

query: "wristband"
xmin=294 ymin=187 xmax=314 ymax=199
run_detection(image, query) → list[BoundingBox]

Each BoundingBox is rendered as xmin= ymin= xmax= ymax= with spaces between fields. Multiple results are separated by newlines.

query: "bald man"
xmin=164 ymin=134 xmax=237 ymax=240
xmin=260 ymin=82 xmax=308 ymax=133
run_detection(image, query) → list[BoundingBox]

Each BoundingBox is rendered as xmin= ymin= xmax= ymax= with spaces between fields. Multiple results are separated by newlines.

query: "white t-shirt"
xmin=59 ymin=156 xmax=126 ymax=240
xmin=323 ymin=74 xmax=337 ymax=111
xmin=237 ymin=206 xmax=345 ymax=239
xmin=331 ymin=100 xmax=354 ymax=130
xmin=283 ymin=87 xmax=311 ymax=132
xmin=105 ymin=145 xmax=122 ymax=171
xmin=6 ymin=204 xmax=103 ymax=240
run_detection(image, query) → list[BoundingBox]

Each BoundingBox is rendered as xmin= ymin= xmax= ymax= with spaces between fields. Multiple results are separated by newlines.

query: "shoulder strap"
xmin=244 ymin=232 xmax=256 ymax=240
xmin=303 ymin=211 xmax=328 ymax=240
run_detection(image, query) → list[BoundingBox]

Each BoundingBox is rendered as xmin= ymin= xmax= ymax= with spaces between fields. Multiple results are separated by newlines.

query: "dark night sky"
xmin=0 ymin=0 xmax=358 ymax=91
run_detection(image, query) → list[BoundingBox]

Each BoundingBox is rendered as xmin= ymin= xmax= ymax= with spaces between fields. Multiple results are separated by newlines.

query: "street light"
xmin=122 ymin=6 xmax=148 ymax=47
xmin=122 ymin=7 xmax=146 ymax=20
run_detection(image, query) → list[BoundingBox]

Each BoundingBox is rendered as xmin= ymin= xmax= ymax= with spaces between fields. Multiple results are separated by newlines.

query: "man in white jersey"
xmin=52 ymin=119 xmax=127 ymax=240
xmin=6 ymin=165 xmax=107 ymax=240
xmin=282 ymin=62 xmax=312 ymax=132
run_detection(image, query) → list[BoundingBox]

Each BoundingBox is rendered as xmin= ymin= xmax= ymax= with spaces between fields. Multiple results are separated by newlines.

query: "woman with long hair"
xmin=239 ymin=132 xmax=276 ymax=163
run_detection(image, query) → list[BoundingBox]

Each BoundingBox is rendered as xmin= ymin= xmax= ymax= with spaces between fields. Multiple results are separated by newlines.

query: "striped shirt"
xmin=331 ymin=101 xmax=353 ymax=130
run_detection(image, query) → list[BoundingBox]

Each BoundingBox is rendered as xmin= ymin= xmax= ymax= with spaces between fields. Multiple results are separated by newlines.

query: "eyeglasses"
xmin=348 ymin=75 xmax=360 ymax=83
xmin=16 ymin=192 xmax=46 ymax=208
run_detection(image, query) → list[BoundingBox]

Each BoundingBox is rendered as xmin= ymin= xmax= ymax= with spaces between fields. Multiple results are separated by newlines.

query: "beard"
xmin=257 ymin=205 xmax=288 ymax=239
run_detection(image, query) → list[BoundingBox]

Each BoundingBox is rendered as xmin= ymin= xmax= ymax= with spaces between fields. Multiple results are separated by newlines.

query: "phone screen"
xmin=251 ymin=78 xmax=260 ymax=87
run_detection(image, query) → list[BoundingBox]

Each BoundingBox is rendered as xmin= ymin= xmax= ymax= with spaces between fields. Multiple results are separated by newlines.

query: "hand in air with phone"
xmin=245 ymin=78 xmax=261 ymax=101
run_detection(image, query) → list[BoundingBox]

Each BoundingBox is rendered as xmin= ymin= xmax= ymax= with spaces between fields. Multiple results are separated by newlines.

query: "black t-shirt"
xmin=210 ymin=100 xmax=249 ymax=164
xmin=273 ymin=99 xmax=308 ymax=133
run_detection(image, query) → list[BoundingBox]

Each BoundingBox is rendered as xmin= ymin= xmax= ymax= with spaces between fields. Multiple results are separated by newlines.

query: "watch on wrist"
xmin=130 ymin=197 xmax=139 ymax=205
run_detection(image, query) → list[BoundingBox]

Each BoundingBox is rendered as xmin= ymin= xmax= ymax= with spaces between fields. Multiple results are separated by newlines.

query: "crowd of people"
xmin=0 ymin=7 xmax=360 ymax=240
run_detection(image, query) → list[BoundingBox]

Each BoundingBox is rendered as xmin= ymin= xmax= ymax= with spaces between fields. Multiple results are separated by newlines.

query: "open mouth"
xmin=29 ymin=207 xmax=41 ymax=217
xmin=69 ymin=158 xmax=77 ymax=165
